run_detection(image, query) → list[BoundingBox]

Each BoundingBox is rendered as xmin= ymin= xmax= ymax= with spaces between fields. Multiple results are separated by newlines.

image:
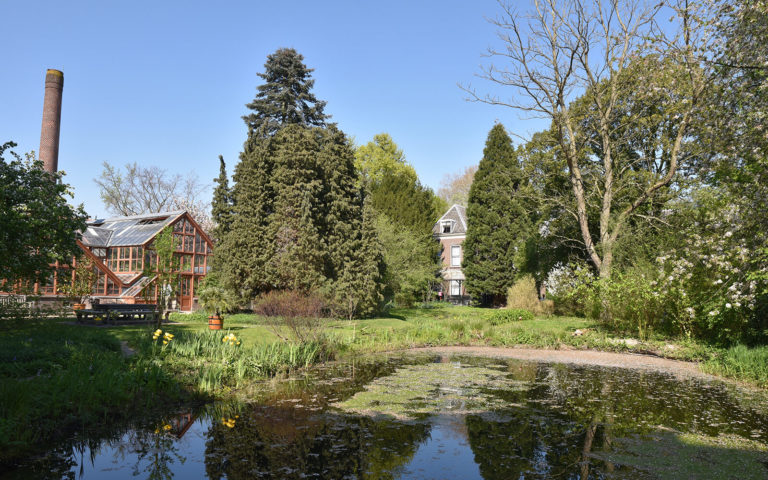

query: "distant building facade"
xmin=432 ymin=204 xmax=470 ymax=304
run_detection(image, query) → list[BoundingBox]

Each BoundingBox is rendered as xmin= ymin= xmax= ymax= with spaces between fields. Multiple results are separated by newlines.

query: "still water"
xmin=8 ymin=354 xmax=768 ymax=479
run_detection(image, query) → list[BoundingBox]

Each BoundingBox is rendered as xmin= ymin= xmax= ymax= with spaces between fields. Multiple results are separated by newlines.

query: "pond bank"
xmin=408 ymin=346 xmax=715 ymax=380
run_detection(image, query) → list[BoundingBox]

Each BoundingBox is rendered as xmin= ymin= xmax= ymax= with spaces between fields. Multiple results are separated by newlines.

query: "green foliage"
xmin=330 ymin=195 xmax=385 ymax=319
xmin=0 ymin=321 xmax=185 ymax=465
xmin=703 ymin=344 xmax=768 ymax=387
xmin=463 ymin=124 xmax=534 ymax=305
xmin=488 ymin=309 xmax=534 ymax=325
xmin=375 ymin=213 xmax=440 ymax=307
xmin=243 ymin=48 xmax=329 ymax=138
xmin=56 ymin=256 xmax=97 ymax=304
xmin=144 ymin=226 xmax=179 ymax=326
xmin=210 ymin=155 xmax=232 ymax=241
xmin=506 ymin=275 xmax=553 ymax=315
xmin=354 ymin=133 xmax=416 ymax=184
xmin=370 ymin=169 xmax=442 ymax=234
xmin=220 ymin=51 xmax=384 ymax=317
xmin=197 ymin=285 xmax=237 ymax=317
xmin=0 ymin=142 xmax=87 ymax=286
xmin=219 ymin=121 xmax=383 ymax=317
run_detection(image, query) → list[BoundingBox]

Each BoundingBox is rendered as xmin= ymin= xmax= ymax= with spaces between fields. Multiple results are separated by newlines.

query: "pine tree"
xmin=211 ymin=155 xmax=232 ymax=241
xmin=243 ymin=48 xmax=329 ymax=138
xmin=463 ymin=123 xmax=533 ymax=306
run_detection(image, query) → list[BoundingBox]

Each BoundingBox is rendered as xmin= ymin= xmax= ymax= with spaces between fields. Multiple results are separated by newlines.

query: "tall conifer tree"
xmin=243 ymin=48 xmax=329 ymax=137
xmin=218 ymin=49 xmax=383 ymax=314
xmin=463 ymin=124 xmax=532 ymax=306
xmin=211 ymin=155 xmax=232 ymax=241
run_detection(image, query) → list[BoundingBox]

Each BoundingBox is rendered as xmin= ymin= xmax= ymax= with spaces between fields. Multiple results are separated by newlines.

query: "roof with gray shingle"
xmin=432 ymin=204 xmax=468 ymax=235
xmin=80 ymin=211 xmax=185 ymax=247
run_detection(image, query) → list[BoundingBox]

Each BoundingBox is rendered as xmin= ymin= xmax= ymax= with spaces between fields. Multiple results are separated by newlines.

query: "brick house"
xmin=27 ymin=210 xmax=213 ymax=312
xmin=432 ymin=204 xmax=470 ymax=304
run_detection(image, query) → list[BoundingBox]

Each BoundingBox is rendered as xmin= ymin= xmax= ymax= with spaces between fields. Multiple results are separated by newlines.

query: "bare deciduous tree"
xmin=95 ymin=162 xmax=213 ymax=232
xmin=463 ymin=0 xmax=714 ymax=279
xmin=438 ymin=165 xmax=477 ymax=206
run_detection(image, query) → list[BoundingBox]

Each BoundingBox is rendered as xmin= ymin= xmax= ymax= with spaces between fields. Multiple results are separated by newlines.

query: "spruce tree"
xmin=463 ymin=123 xmax=532 ymax=306
xmin=219 ymin=49 xmax=384 ymax=315
xmin=243 ymin=48 xmax=329 ymax=137
xmin=211 ymin=155 xmax=232 ymax=241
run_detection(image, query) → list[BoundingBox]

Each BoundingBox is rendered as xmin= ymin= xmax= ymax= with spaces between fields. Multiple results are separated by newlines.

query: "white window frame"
xmin=451 ymin=245 xmax=461 ymax=267
xmin=450 ymin=280 xmax=461 ymax=296
xmin=441 ymin=221 xmax=453 ymax=234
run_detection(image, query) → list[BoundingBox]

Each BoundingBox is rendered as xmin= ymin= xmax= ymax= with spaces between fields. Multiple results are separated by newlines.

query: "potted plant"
xmin=198 ymin=285 xmax=236 ymax=330
xmin=59 ymin=258 xmax=96 ymax=311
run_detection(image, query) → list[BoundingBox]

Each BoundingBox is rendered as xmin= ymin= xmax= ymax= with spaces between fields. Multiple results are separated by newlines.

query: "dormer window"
xmin=441 ymin=221 xmax=454 ymax=234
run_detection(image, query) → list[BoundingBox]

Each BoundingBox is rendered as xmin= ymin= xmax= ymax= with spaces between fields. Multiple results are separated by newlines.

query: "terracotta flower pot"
xmin=208 ymin=314 xmax=223 ymax=330
xmin=73 ymin=303 xmax=86 ymax=311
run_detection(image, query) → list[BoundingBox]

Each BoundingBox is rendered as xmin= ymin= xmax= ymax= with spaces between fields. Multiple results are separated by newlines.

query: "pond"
xmin=6 ymin=354 xmax=768 ymax=479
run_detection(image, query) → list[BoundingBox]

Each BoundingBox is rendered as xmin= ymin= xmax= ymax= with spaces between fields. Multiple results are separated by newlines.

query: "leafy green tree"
xmin=354 ymin=133 xmax=416 ymax=184
xmin=144 ymin=225 xmax=179 ymax=326
xmin=703 ymin=0 xmax=768 ymax=293
xmin=210 ymin=155 xmax=232 ymax=241
xmin=353 ymin=133 xmax=443 ymax=306
xmin=466 ymin=0 xmax=714 ymax=280
xmin=0 ymin=142 xmax=87 ymax=287
xmin=375 ymin=213 xmax=441 ymax=306
xmin=243 ymin=48 xmax=329 ymax=138
xmin=463 ymin=124 xmax=533 ymax=306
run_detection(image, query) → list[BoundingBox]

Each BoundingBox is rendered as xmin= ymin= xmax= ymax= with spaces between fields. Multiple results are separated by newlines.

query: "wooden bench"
xmin=75 ymin=303 xmax=159 ymax=325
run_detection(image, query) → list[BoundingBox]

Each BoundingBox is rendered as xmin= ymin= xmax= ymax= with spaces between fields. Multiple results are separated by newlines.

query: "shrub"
xmin=253 ymin=290 xmax=327 ymax=343
xmin=507 ymin=275 xmax=554 ymax=315
xmin=489 ymin=308 xmax=534 ymax=325
xmin=547 ymin=262 xmax=596 ymax=317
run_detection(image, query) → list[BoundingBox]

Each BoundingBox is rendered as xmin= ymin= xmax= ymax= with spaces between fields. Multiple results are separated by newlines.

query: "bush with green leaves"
xmin=488 ymin=308 xmax=534 ymax=325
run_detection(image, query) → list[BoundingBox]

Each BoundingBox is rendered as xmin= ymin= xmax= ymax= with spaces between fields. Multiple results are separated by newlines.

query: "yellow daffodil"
xmin=163 ymin=424 xmax=172 ymax=431
xmin=221 ymin=417 xmax=236 ymax=428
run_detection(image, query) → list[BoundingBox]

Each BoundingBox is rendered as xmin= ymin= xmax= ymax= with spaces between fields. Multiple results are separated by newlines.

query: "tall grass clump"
xmin=489 ymin=309 xmax=534 ymax=325
xmin=507 ymin=275 xmax=553 ymax=315
xmin=702 ymin=345 xmax=768 ymax=386
xmin=143 ymin=328 xmax=334 ymax=392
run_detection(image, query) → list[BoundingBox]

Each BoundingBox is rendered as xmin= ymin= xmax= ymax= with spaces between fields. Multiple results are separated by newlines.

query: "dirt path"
xmin=409 ymin=346 xmax=715 ymax=381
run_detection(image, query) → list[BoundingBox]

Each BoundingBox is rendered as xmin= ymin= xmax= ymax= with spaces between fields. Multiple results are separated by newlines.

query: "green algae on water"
xmin=590 ymin=430 xmax=768 ymax=480
xmin=334 ymin=361 xmax=529 ymax=418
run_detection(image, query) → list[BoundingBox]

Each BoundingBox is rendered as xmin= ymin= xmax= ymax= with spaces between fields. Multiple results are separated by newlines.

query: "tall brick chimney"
xmin=39 ymin=69 xmax=64 ymax=173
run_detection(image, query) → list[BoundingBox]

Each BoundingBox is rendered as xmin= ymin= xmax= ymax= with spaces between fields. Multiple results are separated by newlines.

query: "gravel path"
xmin=409 ymin=346 xmax=715 ymax=381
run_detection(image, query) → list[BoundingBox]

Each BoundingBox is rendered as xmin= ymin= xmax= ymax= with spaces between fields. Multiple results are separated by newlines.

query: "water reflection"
xmin=6 ymin=355 xmax=768 ymax=479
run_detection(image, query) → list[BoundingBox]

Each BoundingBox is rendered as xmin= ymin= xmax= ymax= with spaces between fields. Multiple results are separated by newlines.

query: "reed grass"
xmin=702 ymin=345 xmax=768 ymax=387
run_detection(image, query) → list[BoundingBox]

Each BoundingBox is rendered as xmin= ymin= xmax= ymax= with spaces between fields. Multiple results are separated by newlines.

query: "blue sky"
xmin=2 ymin=0 xmax=548 ymax=217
